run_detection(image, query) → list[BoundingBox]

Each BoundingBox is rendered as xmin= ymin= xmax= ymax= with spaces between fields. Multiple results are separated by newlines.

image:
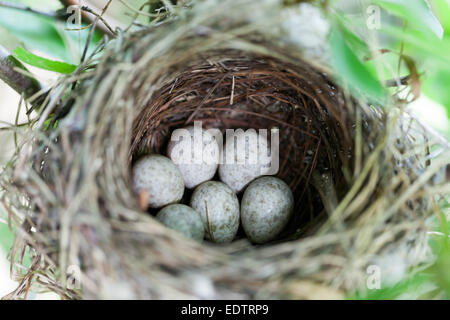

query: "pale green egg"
xmin=156 ymin=204 xmax=205 ymax=242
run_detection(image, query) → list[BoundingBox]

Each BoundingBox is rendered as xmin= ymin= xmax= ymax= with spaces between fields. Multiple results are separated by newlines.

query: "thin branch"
xmin=385 ymin=75 xmax=410 ymax=88
xmin=80 ymin=18 xmax=99 ymax=64
xmin=0 ymin=45 xmax=43 ymax=102
xmin=80 ymin=4 xmax=115 ymax=36
xmin=311 ymin=171 xmax=338 ymax=216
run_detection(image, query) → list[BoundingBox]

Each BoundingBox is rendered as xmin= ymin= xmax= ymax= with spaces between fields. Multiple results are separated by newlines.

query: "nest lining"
xmin=1 ymin=1 xmax=446 ymax=299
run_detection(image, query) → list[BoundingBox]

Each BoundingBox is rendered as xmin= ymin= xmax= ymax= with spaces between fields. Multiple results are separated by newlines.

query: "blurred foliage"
xmin=328 ymin=0 xmax=450 ymax=129
xmin=0 ymin=0 xmax=165 ymax=63
xmin=0 ymin=0 xmax=448 ymax=125
xmin=0 ymin=0 xmax=102 ymax=63
xmin=330 ymin=26 xmax=386 ymax=102
xmin=333 ymin=2 xmax=450 ymax=292
xmin=373 ymin=0 xmax=443 ymax=38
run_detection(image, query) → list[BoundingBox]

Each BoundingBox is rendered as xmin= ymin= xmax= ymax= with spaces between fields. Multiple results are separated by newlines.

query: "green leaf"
xmin=13 ymin=47 xmax=77 ymax=74
xmin=329 ymin=28 xmax=386 ymax=103
xmin=431 ymin=0 xmax=450 ymax=34
xmin=345 ymin=13 xmax=450 ymax=68
xmin=379 ymin=23 xmax=450 ymax=66
xmin=373 ymin=0 xmax=444 ymax=39
xmin=333 ymin=14 xmax=370 ymax=59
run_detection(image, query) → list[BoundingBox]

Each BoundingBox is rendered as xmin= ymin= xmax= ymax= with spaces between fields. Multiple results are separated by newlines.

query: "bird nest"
xmin=1 ymin=0 xmax=447 ymax=299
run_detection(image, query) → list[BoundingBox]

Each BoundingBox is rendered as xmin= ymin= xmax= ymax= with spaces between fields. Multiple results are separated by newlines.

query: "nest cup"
xmin=131 ymin=49 xmax=356 ymax=232
xmin=2 ymin=0 xmax=445 ymax=300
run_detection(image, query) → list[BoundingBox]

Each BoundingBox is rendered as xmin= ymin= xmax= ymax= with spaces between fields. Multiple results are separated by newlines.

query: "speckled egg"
xmin=219 ymin=129 xmax=276 ymax=193
xmin=241 ymin=176 xmax=294 ymax=244
xmin=132 ymin=155 xmax=184 ymax=209
xmin=190 ymin=181 xmax=240 ymax=243
xmin=167 ymin=125 xmax=220 ymax=189
xmin=156 ymin=204 xmax=205 ymax=241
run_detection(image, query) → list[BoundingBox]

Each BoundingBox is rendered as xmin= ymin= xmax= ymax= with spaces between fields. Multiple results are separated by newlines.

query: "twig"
xmin=384 ymin=75 xmax=410 ymax=87
xmin=311 ymin=171 xmax=338 ymax=216
xmin=117 ymin=0 xmax=162 ymax=18
xmin=80 ymin=14 xmax=100 ymax=64
xmin=205 ymin=201 xmax=215 ymax=242
xmin=230 ymin=75 xmax=235 ymax=105
xmin=0 ymin=45 xmax=43 ymax=104
xmin=408 ymin=112 xmax=450 ymax=149
xmin=80 ymin=3 xmax=115 ymax=36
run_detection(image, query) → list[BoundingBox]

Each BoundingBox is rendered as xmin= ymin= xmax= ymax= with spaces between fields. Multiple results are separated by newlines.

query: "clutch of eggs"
xmin=132 ymin=126 xmax=293 ymax=244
